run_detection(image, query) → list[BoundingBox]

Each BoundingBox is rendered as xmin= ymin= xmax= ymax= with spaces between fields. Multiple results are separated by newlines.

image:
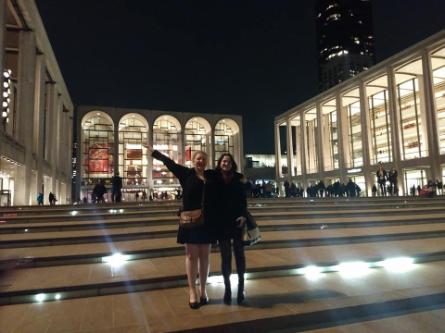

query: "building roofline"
xmin=18 ymin=0 xmax=74 ymax=110
xmin=275 ymin=29 xmax=445 ymax=125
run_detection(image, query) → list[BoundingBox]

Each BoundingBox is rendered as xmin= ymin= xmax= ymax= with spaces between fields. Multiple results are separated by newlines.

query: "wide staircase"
xmin=0 ymin=197 xmax=445 ymax=332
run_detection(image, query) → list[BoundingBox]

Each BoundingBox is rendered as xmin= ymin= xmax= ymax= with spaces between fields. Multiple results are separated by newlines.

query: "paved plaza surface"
xmin=0 ymin=197 xmax=445 ymax=332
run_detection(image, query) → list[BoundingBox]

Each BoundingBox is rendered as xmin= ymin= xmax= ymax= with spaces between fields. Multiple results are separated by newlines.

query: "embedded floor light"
xmin=299 ymin=265 xmax=324 ymax=281
xmin=332 ymin=261 xmax=371 ymax=278
xmin=376 ymin=257 xmax=415 ymax=272
xmin=102 ymin=253 xmax=130 ymax=267
xmin=54 ymin=293 xmax=61 ymax=300
xmin=70 ymin=210 xmax=78 ymax=216
xmin=35 ymin=293 xmax=46 ymax=302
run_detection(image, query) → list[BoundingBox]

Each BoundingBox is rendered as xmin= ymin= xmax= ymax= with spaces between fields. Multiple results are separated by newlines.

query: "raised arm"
xmin=151 ymin=149 xmax=190 ymax=184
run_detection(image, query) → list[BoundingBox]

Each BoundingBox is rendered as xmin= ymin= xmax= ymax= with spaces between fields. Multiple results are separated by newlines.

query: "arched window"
xmin=153 ymin=115 xmax=181 ymax=189
xmin=184 ymin=117 xmax=211 ymax=167
xmin=214 ymin=118 xmax=240 ymax=166
xmin=81 ymin=111 xmax=114 ymax=185
xmin=118 ymin=114 xmax=149 ymax=186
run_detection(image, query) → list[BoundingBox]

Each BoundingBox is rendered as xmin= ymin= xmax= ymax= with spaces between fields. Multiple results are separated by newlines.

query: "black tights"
xmin=219 ymin=237 xmax=245 ymax=288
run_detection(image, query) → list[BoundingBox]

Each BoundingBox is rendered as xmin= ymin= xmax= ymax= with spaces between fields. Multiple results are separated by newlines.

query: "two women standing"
xmin=150 ymin=147 xmax=247 ymax=309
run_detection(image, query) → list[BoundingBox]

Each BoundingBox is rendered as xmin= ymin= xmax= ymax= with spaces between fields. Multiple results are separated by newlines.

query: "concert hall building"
xmin=76 ymin=106 xmax=243 ymax=201
xmin=275 ymin=30 xmax=445 ymax=196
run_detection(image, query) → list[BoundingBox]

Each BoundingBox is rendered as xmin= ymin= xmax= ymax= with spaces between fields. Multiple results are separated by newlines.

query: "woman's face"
xmin=193 ymin=153 xmax=207 ymax=172
xmin=220 ymin=155 xmax=233 ymax=172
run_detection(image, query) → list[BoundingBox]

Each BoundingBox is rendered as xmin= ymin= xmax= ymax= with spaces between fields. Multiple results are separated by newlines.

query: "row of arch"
xmin=80 ymin=111 xmax=242 ymax=190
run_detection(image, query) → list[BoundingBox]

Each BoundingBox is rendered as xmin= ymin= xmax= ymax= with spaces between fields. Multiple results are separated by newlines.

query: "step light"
xmin=102 ymin=253 xmax=130 ymax=267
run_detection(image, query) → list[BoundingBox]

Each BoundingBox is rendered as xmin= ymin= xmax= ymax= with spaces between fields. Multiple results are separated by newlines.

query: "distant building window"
xmin=326 ymin=3 xmax=338 ymax=10
xmin=327 ymin=13 xmax=341 ymax=22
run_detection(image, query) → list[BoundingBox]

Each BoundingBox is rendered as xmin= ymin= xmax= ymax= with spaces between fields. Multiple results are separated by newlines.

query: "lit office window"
xmin=118 ymin=114 xmax=148 ymax=186
xmin=304 ymin=108 xmax=318 ymax=174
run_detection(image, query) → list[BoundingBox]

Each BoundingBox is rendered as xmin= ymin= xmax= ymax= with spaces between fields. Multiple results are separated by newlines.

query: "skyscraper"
xmin=316 ymin=0 xmax=375 ymax=91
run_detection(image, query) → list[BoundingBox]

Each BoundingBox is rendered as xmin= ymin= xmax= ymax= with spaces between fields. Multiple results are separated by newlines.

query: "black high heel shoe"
xmin=237 ymin=290 xmax=245 ymax=305
xmin=189 ymin=301 xmax=200 ymax=310
xmin=200 ymin=296 xmax=209 ymax=305
xmin=223 ymin=289 xmax=232 ymax=305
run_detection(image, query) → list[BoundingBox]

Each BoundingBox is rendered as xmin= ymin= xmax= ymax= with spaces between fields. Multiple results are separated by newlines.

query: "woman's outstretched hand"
xmin=236 ymin=216 xmax=246 ymax=228
xmin=143 ymin=144 xmax=154 ymax=154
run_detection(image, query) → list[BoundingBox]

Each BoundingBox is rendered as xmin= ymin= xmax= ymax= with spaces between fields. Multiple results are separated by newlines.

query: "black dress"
xmin=152 ymin=150 xmax=216 ymax=244
xmin=213 ymin=172 xmax=247 ymax=241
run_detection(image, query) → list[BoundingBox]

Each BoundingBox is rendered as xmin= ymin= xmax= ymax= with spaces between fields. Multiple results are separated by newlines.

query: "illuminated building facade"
xmin=0 ymin=0 xmax=73 ymax=205
xmin=275 ymin=30 xmax=445 ymax=195
xmin=76 ymin=106 xmax=243 ymax=201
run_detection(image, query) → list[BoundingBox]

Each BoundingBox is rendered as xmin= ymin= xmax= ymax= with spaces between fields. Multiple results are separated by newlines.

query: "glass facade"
xmin=81 ymin=112 xmax=114 ymax=185
xmin=343 ymin=89 xmax=363 ymax=168
xmin=304 ymin=108 xmax=318 ymax=174
xmin=431 ymin=47 xmax=445 ymax=154
xmin=366 ymin=75 xmax=392 ymax=164
xmin=118 ymin=114 xmax=148 ymax=186
xmin=321 ymin=99 xmax=339 ymax=171
xmin=395 ymin=59 xmax=427 ymax=160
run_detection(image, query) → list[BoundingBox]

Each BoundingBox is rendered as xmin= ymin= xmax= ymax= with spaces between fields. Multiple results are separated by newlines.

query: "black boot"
xmin=237 ymin=278 xmax=245 ymax=305
xmin=223 ymin=279 xmax=232 ymax=305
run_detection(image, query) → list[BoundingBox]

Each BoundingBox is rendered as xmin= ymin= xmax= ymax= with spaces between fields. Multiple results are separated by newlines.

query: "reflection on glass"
xmin=322 ymin=101 xmax=339 ymax=171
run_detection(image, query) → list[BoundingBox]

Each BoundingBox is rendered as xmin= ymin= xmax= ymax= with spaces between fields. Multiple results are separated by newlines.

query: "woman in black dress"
xmin=150 ymin=147 xmax=215 ymax=309
xmin=214 ymin=153 xmax=248 ymax=305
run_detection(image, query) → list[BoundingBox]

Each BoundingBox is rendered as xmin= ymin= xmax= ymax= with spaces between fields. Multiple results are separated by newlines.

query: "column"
xmin=35 ymin=55 xmax=45 ymax=195
xmin=422 ymin=50 xmax=440 ymax=180
xmin=286 ymin=119 xmax=293 ymax=181
xmin=387 ymin=66 xmax=403 ymax=191
xmin=359 ymin=81 xmax=372 ymax=194
xmin=300 ymin=113 xmax=307 ymax=187
xmin=335 ymin=93 xmax=347 ymax=183
xmin=147 ymin=122 xmax=153 ymax=189
xmin=315 ymin=102 xmax=324 ymax=177
xmin=0 ymin=0 xmax=5 ymax=138
xmin=274 ymin=123 xmax=281 ymax=182
xmin=16 ymin=30 xmax=37 ymax=204
xmin=113 ymin=120 xmax=119 ymax=177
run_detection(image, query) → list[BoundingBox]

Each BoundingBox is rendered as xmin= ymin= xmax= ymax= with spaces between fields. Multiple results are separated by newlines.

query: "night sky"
xmin=35 ymin=0 xmax=445 ymax=153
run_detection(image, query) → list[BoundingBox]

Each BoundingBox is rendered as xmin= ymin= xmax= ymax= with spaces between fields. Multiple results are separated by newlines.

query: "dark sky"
xmin=35 ymin=0 xmax=445 ymax=153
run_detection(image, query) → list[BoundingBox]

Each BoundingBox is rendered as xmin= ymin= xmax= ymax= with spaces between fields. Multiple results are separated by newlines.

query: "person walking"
xmin=388 ymin=168 xmax=398 ymax=196
xmin=213 ymin=153 xmax=248 ymax=305
xmin=37 ymin=192 xmax=44 ymax=206
xmin=111 ymin=173 xmax=123 ymax=203
xmin=149 ymin=146 xmax=215 ymax=309
xmin=48 ymin=192 xmax=57 ymax=205
xmin=376 ymin=163 xmax=387 ymax=196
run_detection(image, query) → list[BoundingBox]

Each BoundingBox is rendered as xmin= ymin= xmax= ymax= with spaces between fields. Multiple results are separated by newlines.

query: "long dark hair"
xmin=215 ymin=153 xmax=238 ymax=173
